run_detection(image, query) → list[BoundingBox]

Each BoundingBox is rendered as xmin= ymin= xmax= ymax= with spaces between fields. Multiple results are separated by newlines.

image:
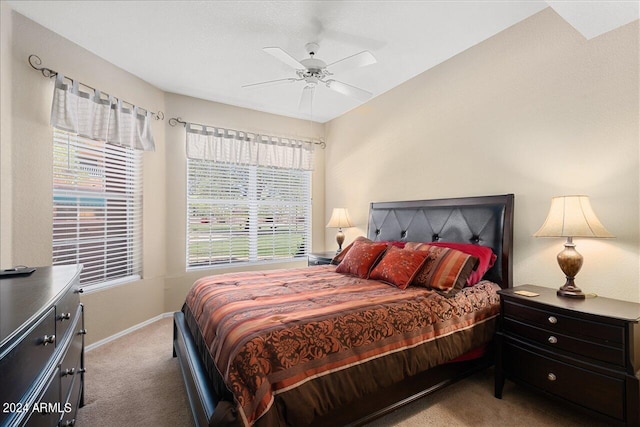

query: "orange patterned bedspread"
xmin=185 ymin=265 xmax=501 ymax=426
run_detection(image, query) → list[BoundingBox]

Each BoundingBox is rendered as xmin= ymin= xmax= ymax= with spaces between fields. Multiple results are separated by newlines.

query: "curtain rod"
xmin=28 ymin=54 xmax=164 ymax=121
xmin=168 ymin=117 xmax=326 ymax=149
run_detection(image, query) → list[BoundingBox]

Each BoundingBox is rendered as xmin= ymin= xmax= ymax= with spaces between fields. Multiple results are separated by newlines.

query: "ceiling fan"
xmin=242 ymin=43 xmax=377 ymax=113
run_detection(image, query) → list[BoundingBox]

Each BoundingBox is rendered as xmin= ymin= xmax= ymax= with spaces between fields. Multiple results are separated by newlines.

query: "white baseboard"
xmin=85 ymin=311 xmax=174 ymax=352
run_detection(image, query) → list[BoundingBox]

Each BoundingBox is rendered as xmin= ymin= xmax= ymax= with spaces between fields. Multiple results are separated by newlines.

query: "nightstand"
xmin=495 ymin=285 xmax=640 ymax=426
xmin=308 ymin=251 xmax=337 ymax=266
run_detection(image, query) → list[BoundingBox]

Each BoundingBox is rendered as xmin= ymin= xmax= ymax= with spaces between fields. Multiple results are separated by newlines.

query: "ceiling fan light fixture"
xmin=245 ymin=43 xmax=377 ymax=112
xmin=300 ymin=57 xmax=327 ymax=72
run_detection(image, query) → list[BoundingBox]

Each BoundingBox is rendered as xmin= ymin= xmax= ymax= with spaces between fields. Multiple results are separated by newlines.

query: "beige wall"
xmin=325 ymin=8 xmax=640 ymax=302
xmin=163 ymin=93 xmax=325 ymax=312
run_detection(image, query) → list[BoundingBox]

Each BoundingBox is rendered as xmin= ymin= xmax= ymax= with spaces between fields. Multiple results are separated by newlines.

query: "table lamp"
xmin=326 ymin=208 xmax=354 ymax=253
xmin=534 ymin=195 xmax=613 ymax=298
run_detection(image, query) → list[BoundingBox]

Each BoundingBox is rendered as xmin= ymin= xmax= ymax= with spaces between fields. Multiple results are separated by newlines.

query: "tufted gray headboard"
xmin=367 ymin=194 xmax=514 ymax=289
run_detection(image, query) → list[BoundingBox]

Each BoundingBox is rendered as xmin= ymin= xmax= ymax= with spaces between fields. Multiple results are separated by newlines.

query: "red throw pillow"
xmin=405 ymin=241 xmax=496 ymax=286
xmin=369 ymin=246 xmax=428 ymax=289
xmin=411 ymin=245 xmax=478 ymax=295
xmin=335 ymin=240 xmax=388 ymax=279
xmin=332 ymin=236 xmax=372 ymax=264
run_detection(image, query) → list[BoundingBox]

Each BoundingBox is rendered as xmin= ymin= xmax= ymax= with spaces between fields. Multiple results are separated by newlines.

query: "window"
xmin=187 ymin=159 xmax=311 ymax=268
xmin=53 ymin=129 xmax=142 ymax=287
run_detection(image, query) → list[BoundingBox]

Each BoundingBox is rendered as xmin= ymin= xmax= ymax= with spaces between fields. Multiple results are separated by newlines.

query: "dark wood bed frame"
xmin=173 ymin=194 xmax=514 ymax=426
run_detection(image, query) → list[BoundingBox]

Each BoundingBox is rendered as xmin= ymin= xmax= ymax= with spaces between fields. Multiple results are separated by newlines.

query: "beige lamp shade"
xmin=326 ymin=208 xmax=354 ymax=229
xmin=533 ymin=195 xmax=613 ymax=238
xmin=534 ymin=195 xmax=613 ymax=299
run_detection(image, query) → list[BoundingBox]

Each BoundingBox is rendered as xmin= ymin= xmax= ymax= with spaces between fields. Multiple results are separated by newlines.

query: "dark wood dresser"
xmin=0 ymin=265 xmax=85 ymax=427
xmin=495 ymin=285 xmax=640 ymax=426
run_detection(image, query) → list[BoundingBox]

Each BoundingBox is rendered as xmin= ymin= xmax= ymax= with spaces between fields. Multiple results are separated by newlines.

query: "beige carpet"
xmin=77 ymin=317 xmax=607 ymax=427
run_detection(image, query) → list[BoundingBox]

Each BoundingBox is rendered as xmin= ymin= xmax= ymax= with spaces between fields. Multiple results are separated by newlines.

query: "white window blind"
xmin=53 ymin=128 xmax=142 ymax=286
xmin=187 ymin=159 xmax=311 ymax=268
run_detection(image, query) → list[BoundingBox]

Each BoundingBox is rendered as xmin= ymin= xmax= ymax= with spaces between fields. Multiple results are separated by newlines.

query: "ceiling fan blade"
xmin=298 ymin=85 xmax=315 ymax=114
xmin=242 ymin=78 xmax=298 ymax=89
xmin=325 ymin=80 xmax=372 ymax=102
xmin=263 ymin=47 xmax=306 ymax=70
xmin=326 ymin=51 xmax=376 ymax=74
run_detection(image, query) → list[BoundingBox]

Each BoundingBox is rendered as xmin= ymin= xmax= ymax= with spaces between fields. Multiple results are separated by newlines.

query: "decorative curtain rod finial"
xmin=169 ymin=117 xmax=187 ymax=127
xmin=28 ymin=54 xmax=57 ymax=78
xmin=154 ymin=111 xmax=165 ymax=121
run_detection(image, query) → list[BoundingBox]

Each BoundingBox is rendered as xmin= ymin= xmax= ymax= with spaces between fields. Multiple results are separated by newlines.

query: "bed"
xmin=173 ymin=194 xmax=514 ymax=427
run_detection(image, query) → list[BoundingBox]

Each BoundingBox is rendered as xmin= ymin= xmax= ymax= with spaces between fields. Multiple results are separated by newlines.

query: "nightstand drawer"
xmin=504 ymin=341 xmax=624 ymax=421
xmin=503 ymin=300 xmax=624 ymax=346
xmin=503 ymin=317 xmax=624 ymax=366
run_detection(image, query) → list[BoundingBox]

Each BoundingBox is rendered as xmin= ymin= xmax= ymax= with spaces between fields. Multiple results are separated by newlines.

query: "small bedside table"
xmin=308 ymin=251 xmax=337 ymax=266
xmin=495 ymin=285 xmax=640 ymax=426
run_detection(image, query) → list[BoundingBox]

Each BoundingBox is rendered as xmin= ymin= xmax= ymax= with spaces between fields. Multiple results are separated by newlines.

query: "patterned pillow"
xmin=369 ymin=246 xmax=428 ymax=289
xmin=405 ymin=241 xmax=494 ymax=286
xmin=335 ymin=240 xmax=388 ymax=279
xmin=332 ymin=236 xmax=372 ymax=264
xmin=424 ymin=242 xmax=496 ymax=286
xmin=411 ymin=245 xmax=478 ymax=295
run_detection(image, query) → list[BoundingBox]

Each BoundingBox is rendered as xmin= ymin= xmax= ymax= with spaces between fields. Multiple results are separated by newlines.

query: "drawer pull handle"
xmin=41 ymin=334 xmax=55 ymax=346
xmin=62 ymin=368 xmax=76 ymax=376
xmin=548 ymin=316 xmax=557 ymax=324
xmin=60 ymin=419 xmax=75 ymax=427
xmin=78 ymin=368 xmax=86 ymax=374
xmin=548 ymin=336 xmax=558 ymax=344
xmin=59 ymin=312 xmax=71 ymax=321
xmin=547 ymin=373 xmax=557 ymax=381
xmin=78 ymin=329 xmax=87 ymax=335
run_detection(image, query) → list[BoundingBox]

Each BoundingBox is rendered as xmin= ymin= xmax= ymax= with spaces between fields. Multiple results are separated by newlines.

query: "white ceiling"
xmin=8 ymin=1 xmax=639 ymax=123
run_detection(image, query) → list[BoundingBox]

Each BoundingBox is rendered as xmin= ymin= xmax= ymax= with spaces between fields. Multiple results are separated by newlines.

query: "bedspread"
xmin=184 ymin=265 xmax=501 ymax=426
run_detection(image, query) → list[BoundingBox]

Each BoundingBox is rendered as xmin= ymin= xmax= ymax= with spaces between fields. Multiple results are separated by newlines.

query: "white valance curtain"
xmin=50 ymin=74 xmax=156 ymax=151
xmin=186 ymin=123 xmax=315 ymax=171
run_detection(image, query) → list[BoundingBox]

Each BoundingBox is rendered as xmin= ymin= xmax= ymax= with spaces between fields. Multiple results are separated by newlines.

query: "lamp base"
xmin=556 ymin=237 xmax=585 ymax=299
xmin=336 ymin=229 xmax=345 ymax=254
xmin=557 ymin=285 xmax=586 ymax=299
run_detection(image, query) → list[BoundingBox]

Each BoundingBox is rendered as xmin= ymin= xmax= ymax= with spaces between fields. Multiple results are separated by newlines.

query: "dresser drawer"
xmin=504 ymin=341 xmax=625 ymax=421
xmin=59 ymin=368 xmax=83 ymax=427
xmin=55 ymin=286 xmax=80 ymax=344
xmin=503 ymin=317 xmax=624 ymax=366
xmin=0 ymin=308 xmax=56 ymax=411
xmin=503 ymin=300 xmax=624 ymax=346
xmin=60 ymin=311 xmax=83 ymax=399
xmin=24 ymin=367 xmax=61 ymax=427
